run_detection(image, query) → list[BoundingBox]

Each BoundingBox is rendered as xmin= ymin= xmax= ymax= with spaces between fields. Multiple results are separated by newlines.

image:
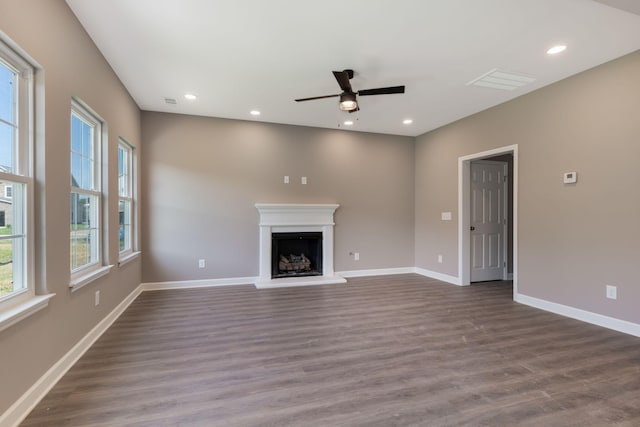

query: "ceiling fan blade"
xmin=357 ymin=85 xmax=405 ymax=96
xmin=295 ymin=94 xmax=340 ymax=102
xmin=332 ymin=70 xmax=353 ymax=92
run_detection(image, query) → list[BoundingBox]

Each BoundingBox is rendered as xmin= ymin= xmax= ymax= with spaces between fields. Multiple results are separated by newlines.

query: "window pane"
xmin=0 ymin=180 xmax=24 ymax=298
xmin=70 ymin=192 xmax=99 ymax=271
xmin=81 ymin=156 xmax=92 ymax=190
xmin=119 ymin=199 xmax=131 ymax=251
xmin=82 ymin=122 xmax=92 ymax=158
xmin=118 ymin=146 xmax=127 ymax=197
xmin=0 ymin=238 xmax=14 ymax=297
xmin=0 ymin=62 xmax=15 ymax=125
xmin=71 ymin=152 xmax=82 ymax=187
xmin=0 ymin=121 xmax=13 ymax=172
xmin=70 ymin=112 xmax=95 ymax=191
xmin=71 ymin=114 xmax=83 ymax=154
xmin=118 ymin=146 xmax=124 ymax=176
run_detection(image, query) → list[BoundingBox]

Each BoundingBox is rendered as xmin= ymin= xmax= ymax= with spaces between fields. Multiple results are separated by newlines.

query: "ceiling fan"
xmin=295 ymin=69 xmax=405 ymax=113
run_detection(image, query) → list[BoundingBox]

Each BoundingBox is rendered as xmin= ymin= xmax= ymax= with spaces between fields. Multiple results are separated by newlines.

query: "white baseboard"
xmin=141 ymin=276 xmax=256 ymax=291
xmin=0 ymin=285 xmax=144 ymax=427
xmin=336 ymin=267 xmax=415 ymax=278
xmin=515 ymin=292 xmax=640 ymax=338
xmin=414 ymin=267 xmax=462 ymax=286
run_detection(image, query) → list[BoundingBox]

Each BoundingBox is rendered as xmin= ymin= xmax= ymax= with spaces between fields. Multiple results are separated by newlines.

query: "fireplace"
xmin=272 ymin=232 xmax=322 ymax=278
xmin=255 ymin=204 xmax=346 ymax=288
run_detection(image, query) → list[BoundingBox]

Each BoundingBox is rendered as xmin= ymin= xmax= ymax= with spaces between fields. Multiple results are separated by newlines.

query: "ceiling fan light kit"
xmin=339 ymin=92 xmax=358 ymax=111
xmin=295 ymin=69 xmax=405 ymax=113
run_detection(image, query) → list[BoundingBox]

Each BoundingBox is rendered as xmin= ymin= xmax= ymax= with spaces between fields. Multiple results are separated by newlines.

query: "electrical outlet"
xmin=94 ymin=290 xmax=100 ymax=306
xmin=437 ymin=255 xmax=443 ymax=263
xmin=606 ymin=285 xmax=617 ymax=300
xmin=354 ymin=252 xmax=360 ymax=261
xmin=301 ymin=176 xmax=307 ymax=185
xmin=284 ymin=175 xmax=290 ymax=184
xmin=198 ymin=259 xmax=206 ymax=269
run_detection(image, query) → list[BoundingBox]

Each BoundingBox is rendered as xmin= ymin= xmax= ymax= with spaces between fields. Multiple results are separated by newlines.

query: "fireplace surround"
xmin=255 ymin=204 xmax=346 ymax=288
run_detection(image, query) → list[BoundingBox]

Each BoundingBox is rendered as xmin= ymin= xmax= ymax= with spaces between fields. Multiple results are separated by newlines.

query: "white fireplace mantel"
xmin=255 ymin=204 xmax=346 ymax=289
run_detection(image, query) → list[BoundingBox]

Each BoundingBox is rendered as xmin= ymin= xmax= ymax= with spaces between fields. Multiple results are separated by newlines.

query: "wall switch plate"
xmin=95 ymin=290 xmax=100 ymax=306
xmin=301 ymin=176 xmax=307 ymax=185
xmin=441 ymin=212 xmax=452 ymax=221
xmin=606 ymin=285 xmax=617 ymax=300
xmin=198 ymin=259 xmax=206 ymax=269
xmin=284 ymin=175 xmax=289 ymax=184
xmin=437 ymin=255 xmax=443 ymax=263
xmin=354 ymin=252 xmax=360 ymax=261
xmin=563 ymin=171 xmax=577 ymax=184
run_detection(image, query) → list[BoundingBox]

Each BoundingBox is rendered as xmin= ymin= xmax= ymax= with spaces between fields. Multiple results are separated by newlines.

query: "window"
xmin=0 ymin=41 xmax=33 ymax=306
xmin=70 ymin=101 xmax=103 ymax=279
xmin=118 ymin=140 xmax=134 ymax=257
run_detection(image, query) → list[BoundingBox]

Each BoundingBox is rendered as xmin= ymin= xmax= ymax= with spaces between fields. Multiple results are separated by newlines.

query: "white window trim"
xmin=0 ymin=35 xmax=47 ymax=327
xmin=69 ymin=264 xmax=113 ymax=292
xmin=70 ymin=99 xmax=110 ymax=287
xmin=118 ymin=250 xmax=141 ymax=267
xmin=0 ymin=293 xmax=55 ymax=333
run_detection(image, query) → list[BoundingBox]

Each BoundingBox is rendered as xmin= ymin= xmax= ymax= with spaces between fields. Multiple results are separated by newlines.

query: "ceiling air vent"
xmin=467 ymin=69 xmax=536 ymax=91
xmin=164 ymin=97 xmax=177 ymax=104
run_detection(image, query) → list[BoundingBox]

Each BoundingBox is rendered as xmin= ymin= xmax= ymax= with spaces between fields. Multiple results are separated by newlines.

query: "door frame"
xmin=458 ymin=144 xmax=518 ymax=297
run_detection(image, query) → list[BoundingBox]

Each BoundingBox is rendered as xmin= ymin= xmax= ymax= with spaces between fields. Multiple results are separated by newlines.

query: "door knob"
xmin=470 ymin=226 xmax=475 ymax=231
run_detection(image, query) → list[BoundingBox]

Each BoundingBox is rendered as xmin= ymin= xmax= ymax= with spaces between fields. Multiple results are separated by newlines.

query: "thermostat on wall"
xmin=563 ymin=171 xmax=577 ymax=184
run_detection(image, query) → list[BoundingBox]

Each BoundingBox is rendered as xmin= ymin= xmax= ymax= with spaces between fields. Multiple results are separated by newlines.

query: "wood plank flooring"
xmin=20 ymin=275 xmax=640 ymax=426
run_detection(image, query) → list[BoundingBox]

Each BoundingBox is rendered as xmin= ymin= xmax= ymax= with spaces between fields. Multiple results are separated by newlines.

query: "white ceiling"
xmin=66 ymin=0 xmax=640 ymax=137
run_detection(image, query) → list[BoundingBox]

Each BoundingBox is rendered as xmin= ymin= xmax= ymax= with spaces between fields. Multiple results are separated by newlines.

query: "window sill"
xmin=118 ymin=251 xmax=141 ymax=267
xmin=70 ymin=265 xmax=113 ymax=292
xmin=0 ymin=293 xmax=56 ymax=333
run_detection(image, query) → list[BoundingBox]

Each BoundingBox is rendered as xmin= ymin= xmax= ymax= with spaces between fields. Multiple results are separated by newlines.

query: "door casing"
xmin=458 ymin=145 xmax=518 ymax=297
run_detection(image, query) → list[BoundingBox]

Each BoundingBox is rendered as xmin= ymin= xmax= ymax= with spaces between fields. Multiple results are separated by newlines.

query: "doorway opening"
xmin=458 ymin=145 xmax=517 ymax=297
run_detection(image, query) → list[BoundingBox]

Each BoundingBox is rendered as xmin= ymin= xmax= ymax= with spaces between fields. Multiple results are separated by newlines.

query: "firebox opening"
xmin=272 ymin=232 xmax=323 ymax=279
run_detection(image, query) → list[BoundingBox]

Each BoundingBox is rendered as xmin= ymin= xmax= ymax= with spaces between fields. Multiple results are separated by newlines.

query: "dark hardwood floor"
xmin=20 ymin=275 xmax=640 ymax=426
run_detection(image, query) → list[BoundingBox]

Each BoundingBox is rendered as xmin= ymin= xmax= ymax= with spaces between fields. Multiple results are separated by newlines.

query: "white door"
xmin=470 ymin=161 xmax=506 ymax=282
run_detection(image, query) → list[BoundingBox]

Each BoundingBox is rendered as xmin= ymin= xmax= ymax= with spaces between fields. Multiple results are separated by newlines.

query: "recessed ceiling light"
xmin=403 ymin=119 xmax=413 ymax=125
xmin=184 ymin=93 xmax=197 ymax=100
xmin=547 ymin=45 xmax=567 ymax=55
xmin=250 ymin=110 xmax=261 ymax=116
xmin=344 ymin=120 xmax=354 ymax=126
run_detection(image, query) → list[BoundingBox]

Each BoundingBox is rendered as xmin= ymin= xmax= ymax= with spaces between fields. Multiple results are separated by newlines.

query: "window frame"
xmin=69 ymin=99 xmax=111 ymax=289
xmin=0 ymin=37 xmax=39 ymax=321
xmin=118 ymin=139 xmax=135 ymax=259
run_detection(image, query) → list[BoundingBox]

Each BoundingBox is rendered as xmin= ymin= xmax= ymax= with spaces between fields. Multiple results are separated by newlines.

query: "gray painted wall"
xmin=0 ymin=0 xmax=141 ymax=414
xmin=141 ymin=113 xmax=416 ymax=283
xmin=1 ymin=0 xmax=639 ymax=418
xmin=415 ymin=50 xmax=640 ymax=324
